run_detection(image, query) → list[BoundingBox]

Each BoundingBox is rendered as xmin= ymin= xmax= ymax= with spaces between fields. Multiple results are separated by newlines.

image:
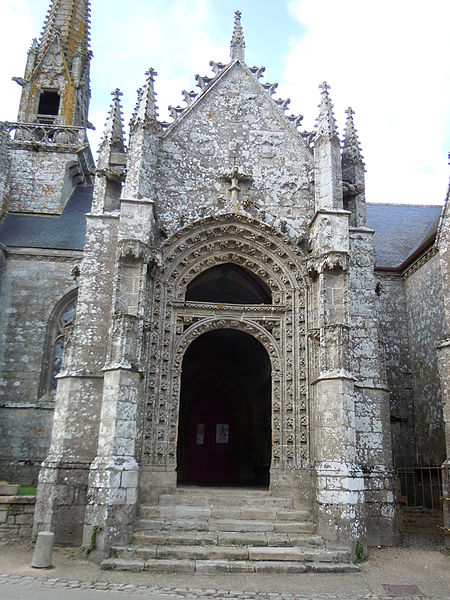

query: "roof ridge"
xmin=367 ymin=202 xmax=444 ymax=208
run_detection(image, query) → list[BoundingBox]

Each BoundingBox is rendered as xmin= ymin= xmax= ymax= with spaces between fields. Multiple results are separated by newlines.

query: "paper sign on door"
xmin=216 ymin=423 xmax=229 ymax=444
xmin=196 ymin=423 xmax=205 ymax=445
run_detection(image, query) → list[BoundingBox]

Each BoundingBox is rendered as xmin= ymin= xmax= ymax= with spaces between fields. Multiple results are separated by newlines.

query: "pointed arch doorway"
xmin=177 ymin=328 xmax=272 ymax=487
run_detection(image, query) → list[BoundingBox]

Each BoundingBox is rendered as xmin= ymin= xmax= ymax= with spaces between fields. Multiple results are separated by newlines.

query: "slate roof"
xmin=0 ymin=185 xmax=93 ymax=251
xmin=0 ymin=187 xmax=443 ymax=270
xmin=366 ymin=203 xmax=443 ymax=268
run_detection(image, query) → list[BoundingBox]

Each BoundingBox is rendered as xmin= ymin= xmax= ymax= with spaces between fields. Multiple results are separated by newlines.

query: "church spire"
xmin=14 ymin=0 xmax=92 ymax=128
xmin=316 ymin=81 xmax=338 ymax=140
xmin=38 ymin=0 xmax=91 ymax=66
xmin=230 ymin=10 xmax=245 ymax=62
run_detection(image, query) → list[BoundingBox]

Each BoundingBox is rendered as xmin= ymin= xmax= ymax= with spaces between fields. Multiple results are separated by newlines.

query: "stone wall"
xmin=0 ymin=245 xmax=6 ymax=296
xmin=0 ymin=123 xmax=10 ymax=217
xmin=8 ymin=148 xmax=81 ymax=214
xmin=0 ymin=248 xmax=81 ymax=482
xmin=0 ymin=496 xmax=35 ymax=542
xmin=376 ymin=273 xmax=416 ymax=467
xmin=404 ymin=252 xmax=446 ymax=465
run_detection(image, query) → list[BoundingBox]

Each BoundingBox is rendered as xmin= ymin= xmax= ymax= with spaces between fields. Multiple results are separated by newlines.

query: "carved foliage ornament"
xmin=142 ymin=215 xmax=310 ymax=471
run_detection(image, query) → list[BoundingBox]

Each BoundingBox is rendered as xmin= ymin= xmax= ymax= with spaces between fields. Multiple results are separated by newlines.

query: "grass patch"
xmin=19 ymin=485 xmax=37 ymax=496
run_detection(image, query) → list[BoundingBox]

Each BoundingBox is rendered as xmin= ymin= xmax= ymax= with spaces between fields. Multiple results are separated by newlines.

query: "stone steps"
xmin=158 ymin=491 xmax=294 ymax=509
xmin=101 ymin=557 xmax=359 ymax=574
xmin=109 ymin=544 xmax=350 ymax=563
xmin=101 ymin=487 xmax=359 ymax=574
xmin=132 ymin=530 xmax=324 ymax=547
xmin=135 ymin=517 xmax=316 ymax=534
xmin=139 ymin=505 xmax=311 ymax=521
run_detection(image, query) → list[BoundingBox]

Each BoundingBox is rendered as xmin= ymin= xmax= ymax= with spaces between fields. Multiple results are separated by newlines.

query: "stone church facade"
xmin=0 ymin=1 xmax=449 ymax=559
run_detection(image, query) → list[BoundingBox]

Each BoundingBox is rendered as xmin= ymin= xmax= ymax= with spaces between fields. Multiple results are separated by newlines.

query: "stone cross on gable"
xmin=220 ymin=166 xmax=253 ymax=212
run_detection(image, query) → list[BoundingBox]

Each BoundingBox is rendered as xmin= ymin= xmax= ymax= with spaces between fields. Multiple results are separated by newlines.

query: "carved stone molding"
xmin=118 ymin=239 xmax=156 ymax=265
xmin=104 ymin=313 xmax=143 ymax=372
xmin=306 ymin=251 xmax=348 ymax=275
xmin=142 ymin=215 xmax=310 ymax=475
xmin=402 ymin=246 xmax=438 ymax=279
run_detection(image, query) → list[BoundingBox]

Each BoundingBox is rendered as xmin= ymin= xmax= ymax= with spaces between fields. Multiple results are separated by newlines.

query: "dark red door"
xmin=187 ymin=389 xmax=232 ymax=484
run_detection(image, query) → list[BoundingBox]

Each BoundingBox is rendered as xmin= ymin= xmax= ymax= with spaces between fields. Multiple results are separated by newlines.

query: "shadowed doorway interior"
xmin=177 ymin=329 xmax=272 ymax=487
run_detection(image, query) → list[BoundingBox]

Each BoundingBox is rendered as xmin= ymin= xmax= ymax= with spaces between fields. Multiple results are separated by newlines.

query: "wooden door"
xmin=187 ymin=390 xmax=232 ymax=484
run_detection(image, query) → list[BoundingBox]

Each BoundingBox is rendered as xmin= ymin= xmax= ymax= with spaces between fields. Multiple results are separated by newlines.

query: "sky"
xmin=0 ymin=0 xmax=449 ymax=206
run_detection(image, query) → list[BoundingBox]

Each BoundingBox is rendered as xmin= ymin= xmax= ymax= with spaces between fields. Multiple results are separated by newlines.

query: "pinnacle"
xmin=132 ymin=68 xmax=159 ymax=127
xmin=98 ymin=88 xmax=126 ymax=156
xmin=315 ymin=81 xmax=338 ymax=140
xmin=343 ymin=107 xmax=364 ymax=165
xmin=230 ymin=10 xmax=245 ymax=62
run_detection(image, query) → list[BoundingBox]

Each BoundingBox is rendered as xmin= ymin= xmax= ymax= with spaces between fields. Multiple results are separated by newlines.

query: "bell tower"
xmin=5 ymin=0 xmax=94 ymax=214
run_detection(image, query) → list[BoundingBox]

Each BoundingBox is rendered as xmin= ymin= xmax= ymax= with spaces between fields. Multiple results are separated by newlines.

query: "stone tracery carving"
xmin=142 ymin=215 xmax=310 ymax=474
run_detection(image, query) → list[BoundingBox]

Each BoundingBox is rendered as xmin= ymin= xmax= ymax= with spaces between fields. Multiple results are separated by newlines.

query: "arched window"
xmin=186 ymin=263 xmax=272 ymax=304
xmin=38 ymin=289 xmax=77 ymax=401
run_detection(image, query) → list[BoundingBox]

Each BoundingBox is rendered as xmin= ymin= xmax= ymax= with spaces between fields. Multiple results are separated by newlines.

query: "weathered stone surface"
xmin=31 ymin=531 xmax=54 ymax=568
xmin=0 ymin=496 xmax=36 ymax=542
xmin=0 ymin=2 xmax=447 ymax=560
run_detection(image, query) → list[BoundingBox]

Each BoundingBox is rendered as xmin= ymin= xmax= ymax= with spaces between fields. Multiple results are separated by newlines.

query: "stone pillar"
xmin=308 ymin=83 xmax=366 ymax=548
xmin=82 ymin=68 xmax=159 ymax=550
xmin=436 ymin=181 xmax=450 ymax=549
xmin=308 ymin=256 xmax=365 ymax=546
xmin=350 ymin=228 xmax=399 ymax=546
xmin=83 ymin=237 xmax=154 ymax=554
xmin=33 ymin=214 xmax=119 ymax=544
xmin=437 ymin=339 xmax=450 ymax=549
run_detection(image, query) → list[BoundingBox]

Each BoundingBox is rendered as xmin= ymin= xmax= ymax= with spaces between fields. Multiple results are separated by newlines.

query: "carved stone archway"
xmin=142 ymin=214 xmax=309 ymax=493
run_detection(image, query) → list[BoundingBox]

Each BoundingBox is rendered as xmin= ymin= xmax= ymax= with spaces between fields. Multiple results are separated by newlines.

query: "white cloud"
xmin=281 ymin=0 xmax=450 ymax=204
xmin=88 ymin=0 xmax=228 ymax=151
xmin=1 ymin=0 xmax=448 ymax=205
xmin=0 ymin=1 xmax=36 ymax=122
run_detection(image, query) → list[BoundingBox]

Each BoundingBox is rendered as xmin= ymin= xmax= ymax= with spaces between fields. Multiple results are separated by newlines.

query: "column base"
xmin=83 ymin=457 xmax=140 ymax=557
xmin=33 ymin=459 xmax=90 ymax=545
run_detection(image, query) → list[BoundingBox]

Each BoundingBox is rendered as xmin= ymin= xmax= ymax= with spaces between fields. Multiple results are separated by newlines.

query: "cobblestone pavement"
xmin=0 ymin=571 xmax=448 ymax=600
xmin=0 ymin=543 xmax=448 ymax=600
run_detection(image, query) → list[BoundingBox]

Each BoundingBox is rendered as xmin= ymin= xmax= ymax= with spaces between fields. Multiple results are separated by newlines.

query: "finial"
xmin=230 ymin=10 xmax=245 ymax=62
xmin=315 ymin=81 xmax=338 ymax=139
xmin=98 ymin=87 xmax=126 ymax=157
xmin=343 ymin=106 xmax=364 ymax=166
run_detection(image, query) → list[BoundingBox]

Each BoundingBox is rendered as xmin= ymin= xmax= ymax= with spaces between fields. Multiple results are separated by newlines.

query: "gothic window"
xmin=39 ymin=289 xmax=77 ymax=400
xmin=186 ymin=263 xmax=272 ymax=304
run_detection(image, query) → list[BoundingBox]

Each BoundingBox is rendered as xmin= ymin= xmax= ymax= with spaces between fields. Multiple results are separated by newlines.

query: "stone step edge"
xmin=154 ymin=497 xmax=296 ymax=507
xmin=101 ymin=558 xmax=360 ymax=574
xmin=110 ymin=544 xmax=350 ymax=562
xmin=165 ymin=487 xmax=274 ymax=495
xmin=135 ymin=518 xmax=314 ymax=527
xmin=132 ymin=532 xmax=324 ymax=547
xmin=139 ymin=508 xmax=312 ymax=519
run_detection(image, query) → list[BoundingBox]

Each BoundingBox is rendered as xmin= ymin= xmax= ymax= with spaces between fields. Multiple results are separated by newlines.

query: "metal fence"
xmin=394 ymin=465 xmax=448 ymax=537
